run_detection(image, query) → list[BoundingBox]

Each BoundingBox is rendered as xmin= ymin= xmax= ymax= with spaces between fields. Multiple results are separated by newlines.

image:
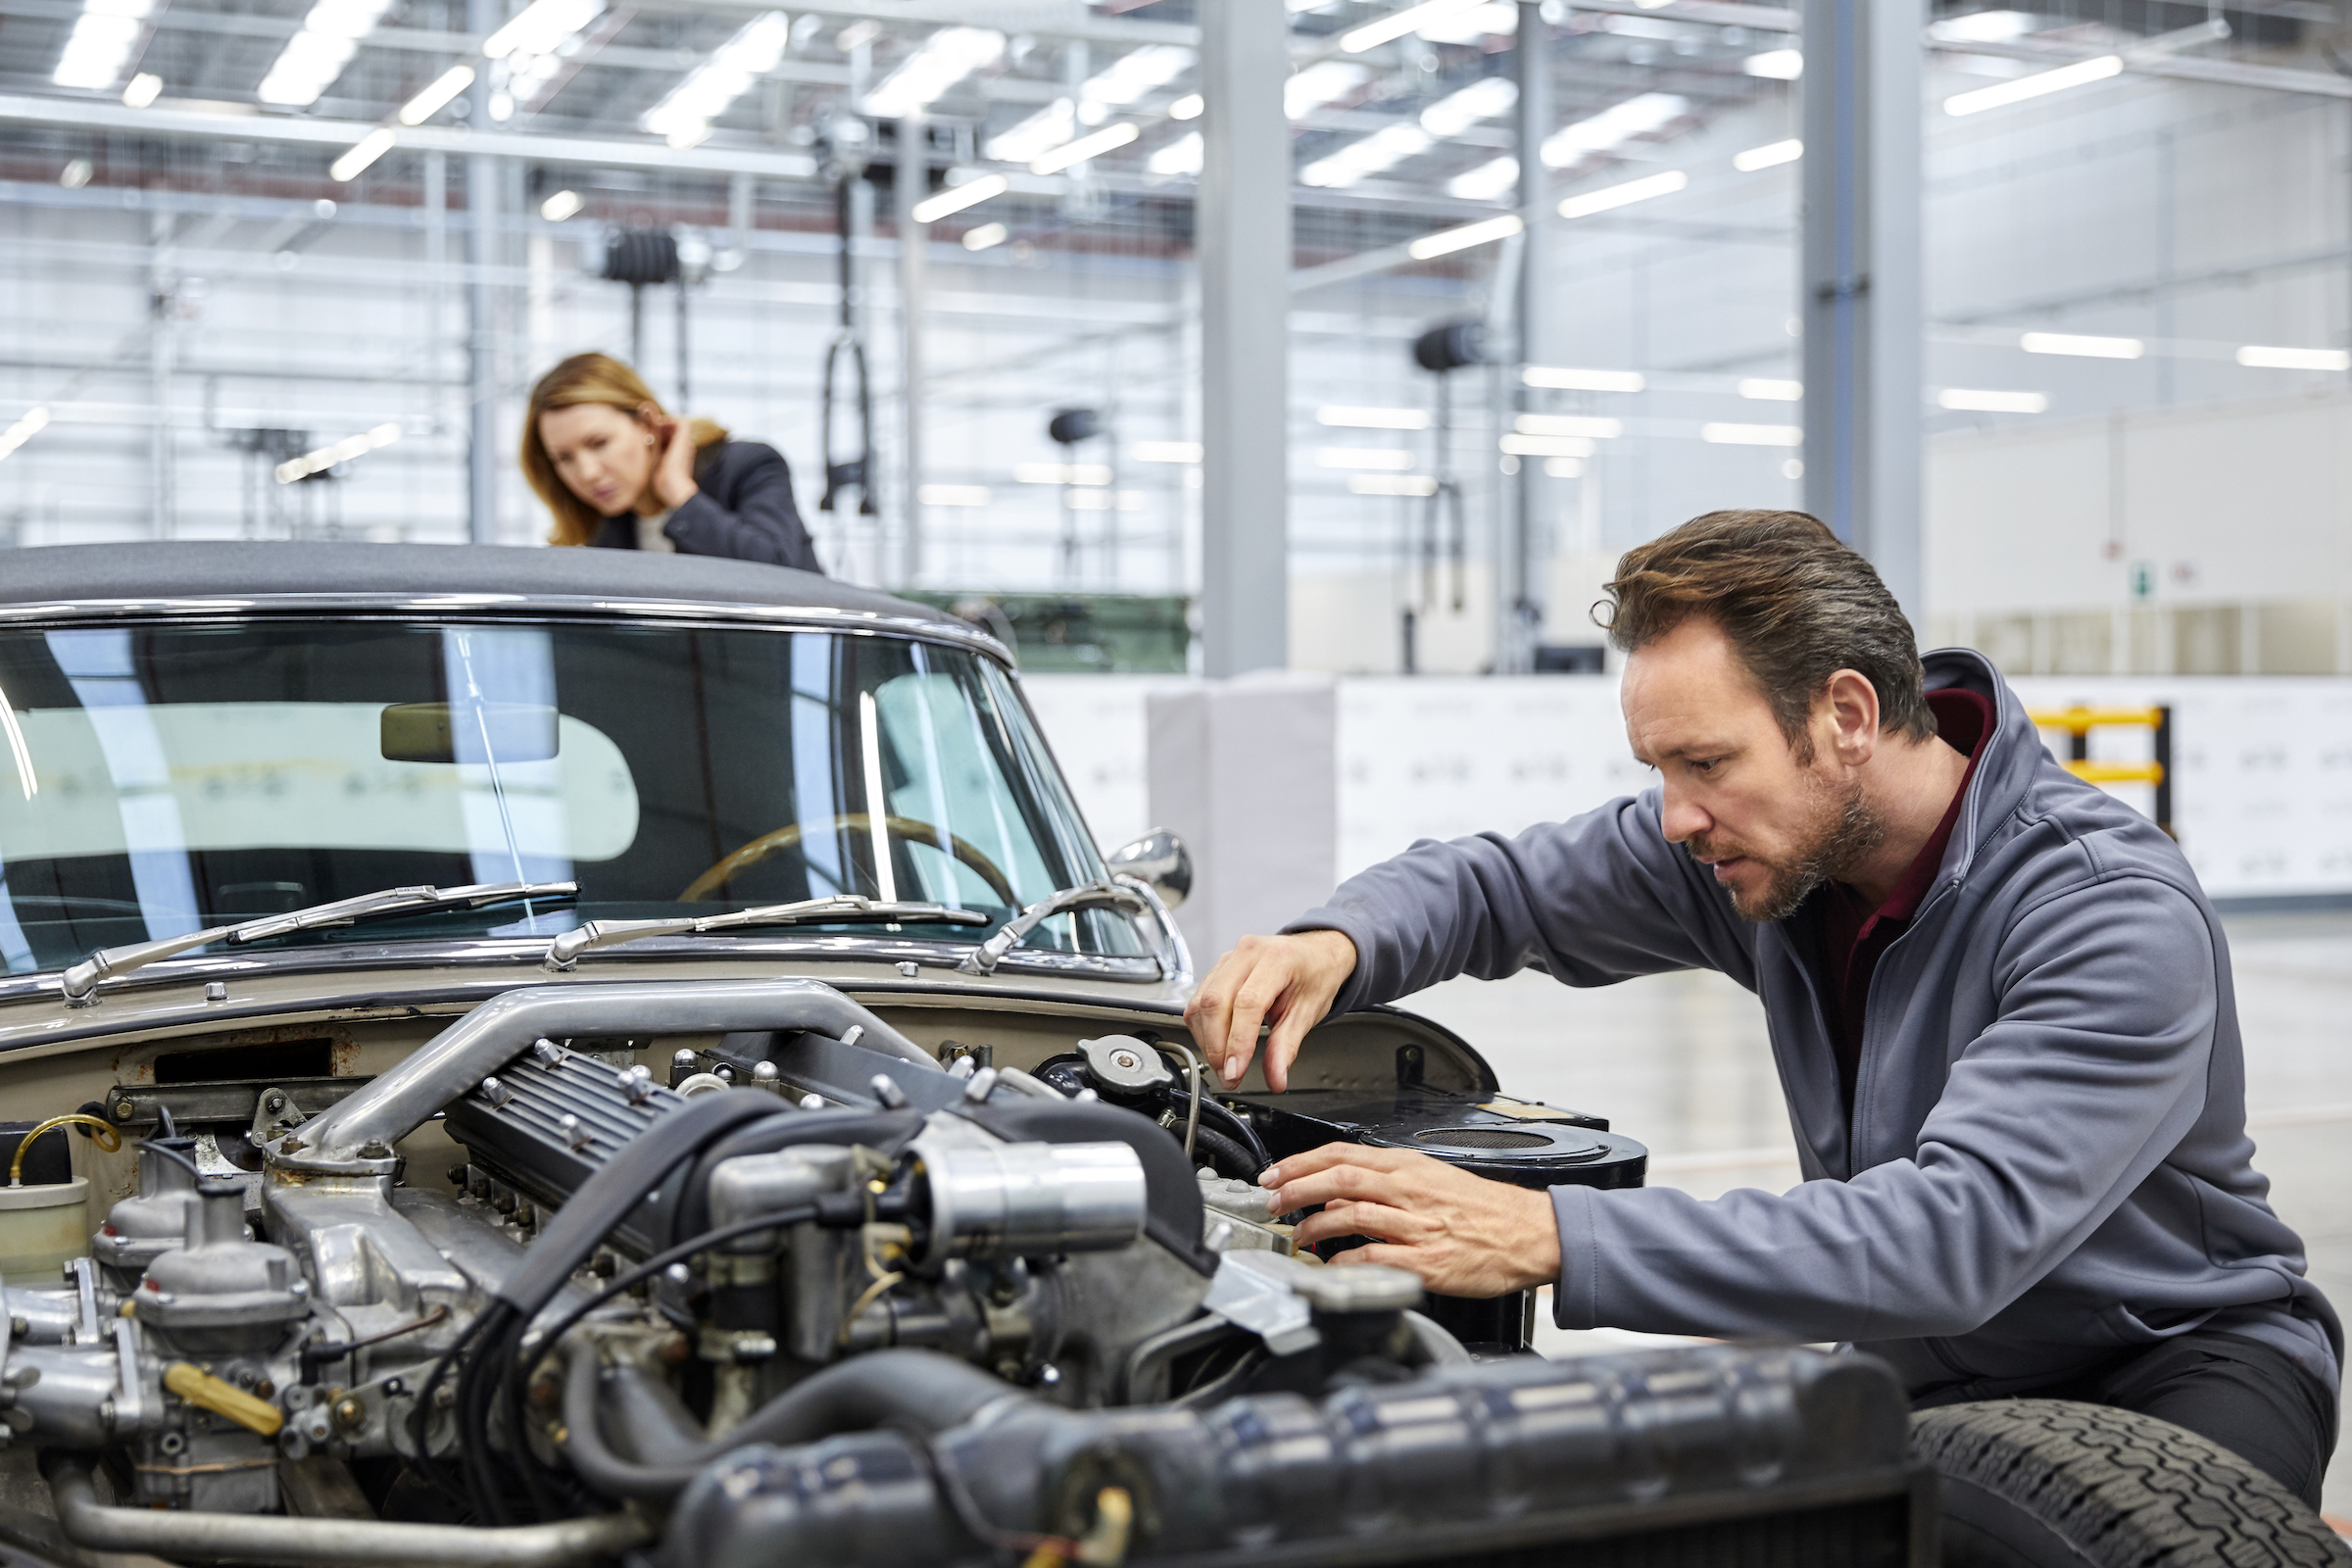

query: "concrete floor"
xmin=1396 ymin=910 xmax=2352 ymax=1522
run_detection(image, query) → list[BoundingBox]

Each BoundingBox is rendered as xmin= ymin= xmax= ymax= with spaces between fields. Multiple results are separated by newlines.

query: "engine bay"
xmin=0 ymin=978 xmax=1922 ymax=1568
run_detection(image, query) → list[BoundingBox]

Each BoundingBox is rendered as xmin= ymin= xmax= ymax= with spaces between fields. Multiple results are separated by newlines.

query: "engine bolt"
xmin=331 ymin=1396 xmax=364 ymax=1430
xmin=262 ymin=1091 xmax=286 ymax=1113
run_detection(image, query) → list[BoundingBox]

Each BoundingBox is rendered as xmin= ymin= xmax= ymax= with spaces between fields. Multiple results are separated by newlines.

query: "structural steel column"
xmin=1197 ymin=0 xmax=1291 ymax=676
xmin=1799 ymin=0 xmax=1923 ymax=615
xmin=1505 ymin=0 xmax=1550 ymax=674
xmin=898 ymin=114 xmax=926 ymax=588
xmin=465 ymin=0 xmax=501 ymax=546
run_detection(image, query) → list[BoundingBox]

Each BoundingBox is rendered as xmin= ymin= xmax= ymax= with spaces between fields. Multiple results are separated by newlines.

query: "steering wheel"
xmin=680 ymin=813 xmax=1020 ymax=906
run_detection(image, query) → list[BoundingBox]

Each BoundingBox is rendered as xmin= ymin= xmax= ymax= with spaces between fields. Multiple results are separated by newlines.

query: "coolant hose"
xmin=562 ymin=1347 xmax=1027 ymax=1499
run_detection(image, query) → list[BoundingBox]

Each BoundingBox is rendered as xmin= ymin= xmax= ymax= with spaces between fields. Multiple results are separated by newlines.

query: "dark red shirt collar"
xmin=1819 ymin=687 xmax=1993 ymax=1113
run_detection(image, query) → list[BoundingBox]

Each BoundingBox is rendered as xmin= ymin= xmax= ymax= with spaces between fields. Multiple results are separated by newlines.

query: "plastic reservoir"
xmin=0 ymin=1179 xmax=90 ymax=1285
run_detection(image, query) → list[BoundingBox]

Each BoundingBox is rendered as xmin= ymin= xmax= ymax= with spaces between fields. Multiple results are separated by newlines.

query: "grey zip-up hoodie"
xmin=1286 ymin=649 xmax=2340 ymax=1398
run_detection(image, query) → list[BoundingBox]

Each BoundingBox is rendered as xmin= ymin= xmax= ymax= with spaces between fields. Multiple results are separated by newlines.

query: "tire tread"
xmin=1913 ymin=1398 xmax=2350 ymax=1568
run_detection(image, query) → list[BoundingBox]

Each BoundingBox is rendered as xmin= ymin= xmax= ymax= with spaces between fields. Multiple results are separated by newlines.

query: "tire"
xmin=1913 ymin=1397 xmax=2351 ymax=1568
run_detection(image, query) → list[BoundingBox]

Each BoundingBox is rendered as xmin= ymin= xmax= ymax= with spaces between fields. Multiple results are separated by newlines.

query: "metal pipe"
xmin=48 ymin=1458 xmax=648 ymax=1566
xmin=292 ymin=978 xmax=937 ymax=1162
xmin=1505 ymin=0 xmax=1549 ymax=675
xmin=898 ymin=112 xmax=926 ymax=588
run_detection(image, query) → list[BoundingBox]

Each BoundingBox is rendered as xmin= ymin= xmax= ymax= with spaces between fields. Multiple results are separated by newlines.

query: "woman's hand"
xmin=644 ymin=406 xmax=701 ymax=511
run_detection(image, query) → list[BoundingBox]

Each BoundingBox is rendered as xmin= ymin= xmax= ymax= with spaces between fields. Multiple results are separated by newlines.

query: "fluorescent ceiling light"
xmin=1418 ymin=2 xmax=1516 ymax=43
xmin=1558 ymin=169 xmax=1687 ymax=220
xmin=1543 ymin=92 xmax=1687 ymax=170
xmin=1300 ymin=75 xmax=1516 ymax=189
xmin=1743 ymin=48 xmax=1802 ymax=78
xmin=2235 ymin=345 xmax=2350 ymax=371
xmin=863 ymin=25 xmax=1004 ymax=120
xmin=53 ymin=0 xmax=154 ymax=92
xmin=275 ymin=422 xmax=400 ymax=483
xmin=1447 ymin=156 xmax=1518 ymax=201
xmin=2021 ymin=330 xmax=2142 ymax=359
xmin=1286 ymin=60 xmax=1369 ymax=119
xmin=257 ymin=0 xmax=397 ymax=106
xmin=1930 ymin=10 xmax=2036 ymax=42
xmin=1349 ymin=474 xmax=1439 ymax=497
xmin=1407 ymin=213 xmax=1522 ymax=260
xmin=962 ymin=221 xmax=1008 ymax=251
xmin=911 ymin=173 xmax=1007 ymax=223
xmin=1342 ymin=0 xmax=1483 ymax=54
xmin=1170 ymin=93 xmax=1202 ymax=120
xmin=643 ymin=11 xmax=790 ymax=146
xmin=1065 ymin=490 xmax=1144 ymax=512
xmin=1938 ymin=388 xmax=2049 ymax=412
xmin=1147 ymin=131 xmax=1202 ymax=177
xmin=1080 ymin=45 xmax=1193 ymax=117
xmin=1014 ymin=463 xmax=1111 ymax=485
xmin=399 ymin=63 xmax=475 ymax=124
xmin=329 ymin=127 xmax=397 ymax=182
xmin=1944 ymin=54 xmax=2121 ymax=116
xmin=1132 ymin=441 xmax=1202 ymax=463
xmin=1516 ymin=414 xmax=1620 ymax=439
xmin=484 ymin=0 xmax=600 ymax=58
xmin=917 ymin=484 xmax=991 ymax=507
xmin=1032 ymin=121 xmax=1138 ymax=174
xmin=1319 ymin=406 xmax=1430 ymax=429
xmin=1734 ymin=137 xmax=1801 ymax=172
xmin=1524 ymin=366 xmax=1644 ymax=393
xmin=1738 ymin=377 xmax=1802 ymax=401
xmin=1302 ymin=122 xmax=1433 ymax=188
xmin=1701 ymin=421 xmax=1801 ymax=446
xmin=1499 ymin=432 xmax=1592 ymax=458
xmin=122 ymin=71 xmax=161 ymax=106
xmin=1544 ymin=457 xmax=1584 ymax=478
xmin=989 ymin=99 xmax=1076 ymax=165
xmin=1316 ymin=447 xmax=1414 ymax=470
xmin=540 ymin=188 xmax=583 ymax=220
xmin=0 ymin=407 xmax=51 ymax=464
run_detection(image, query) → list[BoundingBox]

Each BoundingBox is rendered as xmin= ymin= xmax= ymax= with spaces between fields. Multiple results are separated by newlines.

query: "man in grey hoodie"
xmin=1184 ymin=510 xmax=2339 ymax=1505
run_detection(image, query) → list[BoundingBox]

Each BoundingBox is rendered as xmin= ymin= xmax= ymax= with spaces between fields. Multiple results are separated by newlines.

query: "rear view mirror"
xmin=380 ymin=703 xmax=561 ymax=764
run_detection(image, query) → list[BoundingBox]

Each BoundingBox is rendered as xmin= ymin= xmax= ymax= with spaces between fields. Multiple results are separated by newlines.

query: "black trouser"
xmin=1945 ymin=1329 xmax=2340 ymax=1509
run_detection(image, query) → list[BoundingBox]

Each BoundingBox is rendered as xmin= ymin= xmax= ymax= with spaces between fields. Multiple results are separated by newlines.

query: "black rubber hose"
xmin=561 ymin=1348 xmax=1026 ymax=1500
xmin=1190 ymin=1126 xmax=1259 ymax=1183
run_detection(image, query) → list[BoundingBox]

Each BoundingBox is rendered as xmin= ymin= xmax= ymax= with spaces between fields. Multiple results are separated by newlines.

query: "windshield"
xmin=0 ymin=619 xmax=1135 ymax=973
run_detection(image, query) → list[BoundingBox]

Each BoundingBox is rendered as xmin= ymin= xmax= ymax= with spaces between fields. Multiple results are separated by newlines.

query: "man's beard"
xmin=1690 ymin=774 xmax=1887 ymax=923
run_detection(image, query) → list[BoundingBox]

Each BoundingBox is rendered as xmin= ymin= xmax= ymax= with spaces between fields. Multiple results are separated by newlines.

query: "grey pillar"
xmin=1197 ymin=0 xmax=1291 ymax=676
xmin=898 ymin=114 xmax=926 ymax=588
xmin=1504 ymin=0 xmax=1551 ymax=674
xmin=1800 ymin=0 xmax=1923 ymax=615
xmin=465 ymin=0 xmax=501 ymax=546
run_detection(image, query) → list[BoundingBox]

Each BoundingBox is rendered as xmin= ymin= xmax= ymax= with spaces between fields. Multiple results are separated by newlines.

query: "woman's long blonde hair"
xmin=521 ymin=353 xmax=728 ymax=546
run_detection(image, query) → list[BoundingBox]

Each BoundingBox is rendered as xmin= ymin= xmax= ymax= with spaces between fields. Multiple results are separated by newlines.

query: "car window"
xmin=0 ymin=620 xmax=1127 ymax=971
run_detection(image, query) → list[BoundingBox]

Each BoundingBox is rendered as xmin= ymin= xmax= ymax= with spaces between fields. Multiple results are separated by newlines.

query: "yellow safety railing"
xmin=2026 ymin=707 xmax=2173 ymax=834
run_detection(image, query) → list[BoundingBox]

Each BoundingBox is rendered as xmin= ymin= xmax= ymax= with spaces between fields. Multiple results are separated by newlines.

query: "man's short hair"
xmin=1596 ymin=510 xmax=1934 ymax=749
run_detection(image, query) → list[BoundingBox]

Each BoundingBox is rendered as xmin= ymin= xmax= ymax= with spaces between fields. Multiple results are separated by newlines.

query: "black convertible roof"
xmin=0 ymin=541 xmax=960 ymax=628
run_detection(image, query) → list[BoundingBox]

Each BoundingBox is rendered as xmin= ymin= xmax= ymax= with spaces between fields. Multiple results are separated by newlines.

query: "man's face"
xmin=1621 ymin=617 xmax=1880 ymax=921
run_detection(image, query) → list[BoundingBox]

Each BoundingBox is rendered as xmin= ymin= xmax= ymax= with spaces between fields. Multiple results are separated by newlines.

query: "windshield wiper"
xmin=60 ymin=880 xmax=579 ymax=1006
xmin=958 ymin=879 xmax=1189 ymax=982
xmin=540 ymin=895 xmax=991 ymax=971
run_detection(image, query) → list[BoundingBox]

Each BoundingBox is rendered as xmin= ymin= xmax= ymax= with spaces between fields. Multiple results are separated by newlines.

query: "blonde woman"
xmin=521 ymin=352 xmax=820 ymax=569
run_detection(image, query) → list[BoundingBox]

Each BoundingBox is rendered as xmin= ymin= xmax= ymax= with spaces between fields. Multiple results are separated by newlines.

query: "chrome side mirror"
xmin=1104 ymin=827 xmax=1191 ymax=910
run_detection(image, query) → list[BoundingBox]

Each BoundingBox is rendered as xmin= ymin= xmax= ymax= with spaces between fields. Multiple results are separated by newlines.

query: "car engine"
xmin=0 ymin=978 xmax=1925 ymax=1567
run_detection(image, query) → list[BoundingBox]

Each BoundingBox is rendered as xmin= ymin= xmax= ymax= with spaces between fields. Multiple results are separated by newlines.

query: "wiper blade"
xmin=957 ymin=879 xmax=1189 ymax=982
xmin=60 ymin=880 xmax=578 ymax=1005
xmin=541 ymin=895 xmax=991 ymax=971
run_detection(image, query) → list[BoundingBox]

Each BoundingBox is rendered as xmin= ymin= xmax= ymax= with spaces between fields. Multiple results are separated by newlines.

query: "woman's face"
xmin=539 ymin=403 xmax=656 ymax=516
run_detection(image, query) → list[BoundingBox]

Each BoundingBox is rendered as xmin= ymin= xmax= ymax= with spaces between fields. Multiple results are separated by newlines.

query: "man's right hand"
xmin=1183 ymin=930 xmax=1358 ymax=1092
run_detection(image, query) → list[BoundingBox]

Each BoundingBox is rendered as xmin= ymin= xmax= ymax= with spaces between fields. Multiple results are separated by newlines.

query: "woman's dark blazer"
xmin=589 ymin=439 xmax=822 ymax=571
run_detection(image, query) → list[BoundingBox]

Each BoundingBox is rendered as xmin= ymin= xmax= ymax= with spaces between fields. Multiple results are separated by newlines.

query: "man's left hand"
xmin=1263 ymin=1144 xmax=1561 ymax=1298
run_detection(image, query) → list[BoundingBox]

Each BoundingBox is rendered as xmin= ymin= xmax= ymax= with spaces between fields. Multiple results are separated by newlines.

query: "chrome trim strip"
xmin=0 ymin=933 xmax=1163 ymax=1010
xmin=0 ymin=593 xmax=1015 ymax=667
